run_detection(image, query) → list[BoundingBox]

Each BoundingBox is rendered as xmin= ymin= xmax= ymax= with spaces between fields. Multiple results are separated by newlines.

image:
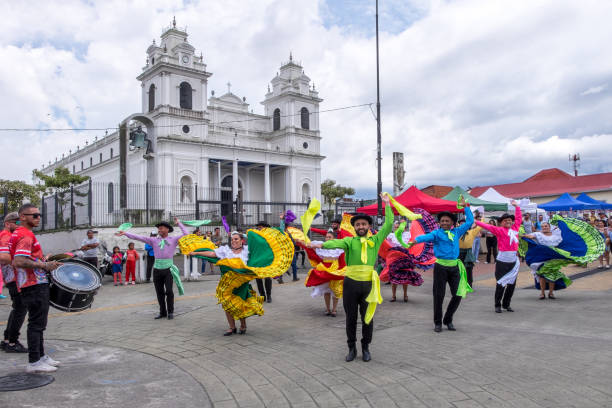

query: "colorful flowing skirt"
xmin=187 ymin=228 xmax=294 ymax=319
xmin=520 ymin=215 xmax=605 ymax=291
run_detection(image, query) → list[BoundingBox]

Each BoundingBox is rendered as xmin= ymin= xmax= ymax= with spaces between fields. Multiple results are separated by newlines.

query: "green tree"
xmin=33 ymin=166 xmax=89 ymax=190
xmin=320 ymin=179 xmax=355 ymax=221
xmin=32 ymin=167 xmax=89 ymax=228
xmin=0 ymin=180 xmax=43 ymax=212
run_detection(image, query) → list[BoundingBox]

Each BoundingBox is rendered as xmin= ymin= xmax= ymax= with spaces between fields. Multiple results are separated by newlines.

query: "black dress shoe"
xmin=504 ymin=307 xmax=514 ymax=312
xmin=167 ymin=313 xmax=174 ymax=320
xmin=434 ymin=324 xmax=442 ymax=332
xmin=223 ymin=328 xmax=237 ymax=336
xmin=495 ymin=307 xmax=502 ymax=313
xmin=154 ymin=314 xmax=167 ymax=319
xmin=446 ymin=323 xmax=456 ymax=331
xmin=345 ymin=347 xmax=357 ymax=362
xmin=267 ymin=296 xmax=272 ymax=303
xmin=362 ymin=347 xmax=371 ymax=362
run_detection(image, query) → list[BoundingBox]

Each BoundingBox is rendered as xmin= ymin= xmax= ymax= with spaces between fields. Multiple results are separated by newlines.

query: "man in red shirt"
xmin=9 ymin=204 xmax=61 ymax=373
xmin=0 ymin=212 xmax=28 ymax=353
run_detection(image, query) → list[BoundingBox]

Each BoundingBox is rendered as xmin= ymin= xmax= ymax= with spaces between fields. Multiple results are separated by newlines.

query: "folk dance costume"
xmin=475 ymin=206 xmax=521 ymax=312
xmin=458 ymin=225 xmax=482 ymax=287
xmin=123 ymin=221 xmax=188 ymax=319
xmin=321 ymin=204 xmax=393 ymax=361
xmin=379 ymin=208 xmax=437 ymax=287
xmin=301 ymin=243 xmax=346 ymax=300
xmin=415 ymin=207 xmax=474 ymax=331
xmin=520 ymin=216 xmax=604 ymax=291
xmin=186 ymin=228 xmax=294 ymax=321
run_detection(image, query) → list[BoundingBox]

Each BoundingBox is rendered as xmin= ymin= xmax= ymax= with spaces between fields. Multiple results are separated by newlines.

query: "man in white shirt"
xmin=80 ymin=230 xmax=99 ymax=268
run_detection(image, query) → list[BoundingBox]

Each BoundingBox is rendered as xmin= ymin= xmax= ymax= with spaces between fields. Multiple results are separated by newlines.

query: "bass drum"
xmin=49 ymin=258 xmax=102 ymax=312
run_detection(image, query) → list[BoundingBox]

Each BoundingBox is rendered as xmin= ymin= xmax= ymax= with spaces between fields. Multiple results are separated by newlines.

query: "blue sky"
xmin=2 ymin=0 xmax=612 ymax=199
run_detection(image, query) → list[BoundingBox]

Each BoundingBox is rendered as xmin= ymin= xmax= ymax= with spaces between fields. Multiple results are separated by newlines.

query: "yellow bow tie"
xmin=445 ymin=231 xmax=455 ymax=241
xmin=360 ymin=237 xmax=375 ymax=263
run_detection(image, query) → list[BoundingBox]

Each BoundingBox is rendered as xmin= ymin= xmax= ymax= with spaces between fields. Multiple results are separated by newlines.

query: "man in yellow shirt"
xmin=458 ymin=220 xmax=481 ymax=287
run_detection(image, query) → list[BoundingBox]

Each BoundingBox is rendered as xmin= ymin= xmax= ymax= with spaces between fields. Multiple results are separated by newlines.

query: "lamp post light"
xmin=375 ymin=0 xmax=383 ymax=224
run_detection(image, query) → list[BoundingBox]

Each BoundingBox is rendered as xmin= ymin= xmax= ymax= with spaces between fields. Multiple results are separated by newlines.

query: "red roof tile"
xmin=470 ymin=168 xmax=612 ymax=198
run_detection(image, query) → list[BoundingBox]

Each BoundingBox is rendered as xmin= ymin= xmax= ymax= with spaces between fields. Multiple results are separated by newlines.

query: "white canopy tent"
xmin=474 ymin=187 xmax=540 ymax=214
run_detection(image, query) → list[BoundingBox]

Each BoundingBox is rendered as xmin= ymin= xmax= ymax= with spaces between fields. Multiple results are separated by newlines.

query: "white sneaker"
xmin=26 ymin=360 xmax=57 ymax=373
xmin=41 ymin=354 xmax=60 ymax=367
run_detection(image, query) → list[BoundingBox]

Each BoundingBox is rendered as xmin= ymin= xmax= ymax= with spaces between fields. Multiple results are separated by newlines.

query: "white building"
xmin=38 ymin=20 xmax=324 ymax=225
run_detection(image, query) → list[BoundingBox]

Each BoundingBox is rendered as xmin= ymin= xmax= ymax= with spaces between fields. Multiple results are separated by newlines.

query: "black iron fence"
xmin=37 ymin=182 xmax=315 ymax=231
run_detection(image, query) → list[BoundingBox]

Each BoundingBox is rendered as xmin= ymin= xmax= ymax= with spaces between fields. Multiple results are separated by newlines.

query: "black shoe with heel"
xmin=223 ymin=328 xmax=237 ymax=336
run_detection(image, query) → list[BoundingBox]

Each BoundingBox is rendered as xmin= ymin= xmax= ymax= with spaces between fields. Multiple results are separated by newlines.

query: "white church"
xmin=38 ymin=19 xmax=324 ymax=224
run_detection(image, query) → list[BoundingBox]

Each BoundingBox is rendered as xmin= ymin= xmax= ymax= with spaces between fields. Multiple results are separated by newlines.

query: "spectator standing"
xmin=111 ymin=246 xmax=123 ymax=286
xmin=144 ymin=230 xmax=156 ymax=283
xmin=485 ymin=219 xmax=498 ymax=264
xmin=80 ymin=230 xmax=99 ymax=269
xmin=124 ymin=243 xmax=139 ymax=285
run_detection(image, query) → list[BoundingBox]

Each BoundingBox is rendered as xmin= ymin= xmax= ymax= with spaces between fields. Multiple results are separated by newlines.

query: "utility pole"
xmin=375 ymin=0 xmax=383 ymax=221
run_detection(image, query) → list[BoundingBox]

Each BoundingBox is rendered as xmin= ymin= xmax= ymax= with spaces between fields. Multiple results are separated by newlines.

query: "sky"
xmin=2 ymin=0 xmax=612 ymax=198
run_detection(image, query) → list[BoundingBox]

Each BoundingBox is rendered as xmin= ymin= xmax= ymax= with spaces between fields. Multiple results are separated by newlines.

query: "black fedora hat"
xmin=155 ymin=221 xmax=174 ymax=233
xmin=350 ymin=213 xmax=373 ymax=226
xmin=437 ymin=211 xmax=457 ymax=223
xmin=498 ymin=213 xmax=515 ymax=223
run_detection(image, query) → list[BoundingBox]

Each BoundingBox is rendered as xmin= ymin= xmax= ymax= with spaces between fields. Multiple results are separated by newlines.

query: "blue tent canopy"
xmin=575 ymin=193 xmax=612 ymax=209
xmin=538 ymin=193 xmax=599 ymax=211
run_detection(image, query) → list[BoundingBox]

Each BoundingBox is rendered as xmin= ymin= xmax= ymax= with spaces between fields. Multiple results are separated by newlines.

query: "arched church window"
xmin=300 ymin=107 xmax=309 ymax=129
xmin=110 ymin=148 xmax=113 ymax=158
xmin=301 ymin=183 xmax=311 ymax=203
xmin=90 ymin=157 xmax=93 ymax=167
xmin=108 ymin=183 xmax=114 ymax=213
xmin=273 ymin=108 xmax=280 ymax=131
xmin=180 ymin=175 xmax=193 ymax=203
xmin=148 ymin=84 xmax=156 ymax=112
xmin=179 ymin=82 xmax=192 ymax=110
xmin=99 ymin=153 xmax=103 ymax=163
xmin=81 ymin=161 xmax=84 ymax=170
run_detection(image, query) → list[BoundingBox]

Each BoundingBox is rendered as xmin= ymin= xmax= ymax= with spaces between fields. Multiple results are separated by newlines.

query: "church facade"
xmin=38 ymin=20 xmax=324 ymax=213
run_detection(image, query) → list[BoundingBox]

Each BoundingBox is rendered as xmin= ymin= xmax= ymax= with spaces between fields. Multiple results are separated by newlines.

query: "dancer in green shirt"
xmin=310 ymin=194 xmax=393 ymax=362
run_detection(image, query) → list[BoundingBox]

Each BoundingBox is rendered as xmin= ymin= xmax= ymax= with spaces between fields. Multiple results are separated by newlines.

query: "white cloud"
xmin=2 ymin=0 xmax=612 ymax=195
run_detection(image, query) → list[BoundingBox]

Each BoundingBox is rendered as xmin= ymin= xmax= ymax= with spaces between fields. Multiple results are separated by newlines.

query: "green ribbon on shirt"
xmin=153 ymin=258 xmax=184 ymax=296
xmin=158 ymin=239 xmax=166 ymax=250
xmin=435 ymin=258 xmax=473 ymax=297
xmin=445 ymin=231 xmax=455 ymax=241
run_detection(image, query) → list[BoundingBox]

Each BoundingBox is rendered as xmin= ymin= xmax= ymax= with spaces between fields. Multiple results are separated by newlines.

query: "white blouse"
xmin=532 ymin=229 xmax=562 ymax=247
xmin=214 ymin=245 xmax=250 ymax=264
xmin=311 ymin=241 xmax=344 ymax=259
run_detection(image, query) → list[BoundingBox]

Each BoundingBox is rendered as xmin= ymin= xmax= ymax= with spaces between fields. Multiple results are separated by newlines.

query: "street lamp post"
xmin=375 ymin=0 xmax=383 ymax=223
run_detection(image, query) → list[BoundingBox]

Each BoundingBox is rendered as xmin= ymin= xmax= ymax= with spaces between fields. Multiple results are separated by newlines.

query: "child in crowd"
xmin=125 ymin=242 xmax=140 ymax=285
xmin=111 ymin=246 xmax=124 ymax=286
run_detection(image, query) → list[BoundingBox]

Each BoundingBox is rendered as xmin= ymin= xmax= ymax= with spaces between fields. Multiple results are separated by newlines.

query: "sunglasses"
xmin=23 ymin=213 xmax=41 ymax=219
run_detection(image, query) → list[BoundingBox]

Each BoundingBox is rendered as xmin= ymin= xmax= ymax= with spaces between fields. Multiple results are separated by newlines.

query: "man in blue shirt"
xmin=143 ymin=230 xmax=157 ymax=283
xmin=412 ymin=199 xmax=473 ymax=332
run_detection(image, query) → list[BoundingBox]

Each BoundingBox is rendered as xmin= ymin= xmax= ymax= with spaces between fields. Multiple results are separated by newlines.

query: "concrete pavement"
xmin=1 ymin=266 xmax=612 ymax=407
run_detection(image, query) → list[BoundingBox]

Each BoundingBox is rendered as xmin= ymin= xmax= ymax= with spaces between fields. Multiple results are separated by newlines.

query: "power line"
xmin=0 ymin=103 xmax=373 ymax=132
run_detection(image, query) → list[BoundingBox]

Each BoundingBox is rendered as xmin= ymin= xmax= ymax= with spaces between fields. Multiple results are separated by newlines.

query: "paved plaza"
xmin=1 ymin=264 xmax=612 ymax=408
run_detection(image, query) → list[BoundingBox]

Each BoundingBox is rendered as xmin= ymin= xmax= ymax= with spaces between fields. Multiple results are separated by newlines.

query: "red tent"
xmin=357 ymin=186 xmax=462 ymax=214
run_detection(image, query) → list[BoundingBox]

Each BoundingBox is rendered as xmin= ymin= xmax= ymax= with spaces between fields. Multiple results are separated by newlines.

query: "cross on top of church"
xmin=227 ymin=82 xmax=232 ymax=93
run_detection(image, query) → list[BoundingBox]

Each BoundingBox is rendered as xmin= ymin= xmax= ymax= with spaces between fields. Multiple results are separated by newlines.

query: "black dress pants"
xmin=146 ymin=255 xmax=155 ymax=281
xmin=20 ymin=283 xmax=49 ymax=363
xmin=433 ymin=264 xmax=462 ymax=326
xmin=458 ymin=249 xmax=474 ymax=287
xmin=153 ymin=268 xmax=174 ymax=316
xmin=4 ymin=282 xmax=27 ymax=343
xmin=342 ymin=277 xmax=373 ymax=348
xmin=494 ymin=261 xmax=516 ymax=308
xmin=255 ymin=277 xmax=272 ymax=300
xmin=486 ymin=237 xmax=498 ymax=263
